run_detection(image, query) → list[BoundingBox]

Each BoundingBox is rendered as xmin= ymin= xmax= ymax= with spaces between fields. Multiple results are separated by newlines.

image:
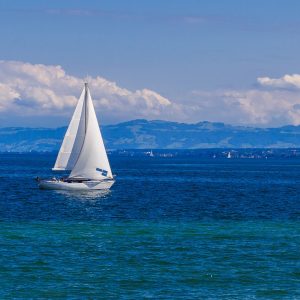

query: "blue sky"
xmin=1 ymin=0 xmax=300 ymax=126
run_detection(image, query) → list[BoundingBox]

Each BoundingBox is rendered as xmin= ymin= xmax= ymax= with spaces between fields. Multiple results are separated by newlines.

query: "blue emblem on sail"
xmin=96 ymin=168 xmax=108 ymax=176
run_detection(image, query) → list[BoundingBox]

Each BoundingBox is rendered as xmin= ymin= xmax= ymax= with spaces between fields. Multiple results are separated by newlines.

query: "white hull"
xmin=39 ymin=179 xmax=115 ymax=190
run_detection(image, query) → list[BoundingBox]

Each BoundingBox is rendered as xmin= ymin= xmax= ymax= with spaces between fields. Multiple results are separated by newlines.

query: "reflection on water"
xmin=54 ymin=189 xmax=111 ymax=201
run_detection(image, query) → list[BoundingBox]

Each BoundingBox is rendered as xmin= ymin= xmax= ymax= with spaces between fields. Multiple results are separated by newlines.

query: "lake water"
xmin=0 ymin=154 xmax=300 ymax=299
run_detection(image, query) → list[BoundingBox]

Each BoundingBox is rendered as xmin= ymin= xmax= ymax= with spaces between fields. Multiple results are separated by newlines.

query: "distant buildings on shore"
xmin=107 ymin=148 xmax=300 ymax=159
xmin=3 ymin=148 xmax=300 ymax=159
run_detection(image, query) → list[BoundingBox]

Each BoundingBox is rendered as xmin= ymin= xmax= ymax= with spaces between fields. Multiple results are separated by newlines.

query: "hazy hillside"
xmin=1 ymin=119 xmax=300 ymax=152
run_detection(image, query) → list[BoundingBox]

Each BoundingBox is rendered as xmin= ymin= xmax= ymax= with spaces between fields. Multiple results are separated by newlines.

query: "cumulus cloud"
xmin=257 ymin=74 xmax=300 ymax=89
xmin=0 ymin=60 xmax=173 ymax=124
xmin=1 ymin=61 xmax=300 ymax=127
xmin=191 ymin=85 xmax=300 ymax=126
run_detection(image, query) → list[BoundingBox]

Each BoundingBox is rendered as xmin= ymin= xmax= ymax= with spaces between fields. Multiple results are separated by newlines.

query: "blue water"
xmin=0 ymin=154 xmax=300 ymax=299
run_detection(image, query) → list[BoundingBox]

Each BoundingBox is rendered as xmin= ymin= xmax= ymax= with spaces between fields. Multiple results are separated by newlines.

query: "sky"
xmin=1 ymin=0 xmax=300 ymax=127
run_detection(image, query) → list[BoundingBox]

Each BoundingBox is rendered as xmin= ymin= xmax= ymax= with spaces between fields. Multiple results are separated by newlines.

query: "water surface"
xmin=0 ymin=154 xmax=299 ymax=299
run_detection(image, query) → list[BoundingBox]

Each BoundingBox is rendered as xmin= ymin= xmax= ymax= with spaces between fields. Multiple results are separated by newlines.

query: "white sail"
xmin=53 ymin=88 xmax=86 ymax=170
xmin=69 ymin=84 xmax=113 ymax=180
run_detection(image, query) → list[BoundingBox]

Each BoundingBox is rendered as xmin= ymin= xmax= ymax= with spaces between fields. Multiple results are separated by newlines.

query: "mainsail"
xmin=53 ymin=83 xmax=113 ymax=180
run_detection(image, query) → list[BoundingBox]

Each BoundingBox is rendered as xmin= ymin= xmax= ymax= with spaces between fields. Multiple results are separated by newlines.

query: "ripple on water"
xmin=0 ymin=154 xmax=300 ymax=298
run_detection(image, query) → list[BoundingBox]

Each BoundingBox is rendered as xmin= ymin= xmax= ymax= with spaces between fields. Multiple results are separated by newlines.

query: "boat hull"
xmin=39 ymin=179 xmax=115 ymax=190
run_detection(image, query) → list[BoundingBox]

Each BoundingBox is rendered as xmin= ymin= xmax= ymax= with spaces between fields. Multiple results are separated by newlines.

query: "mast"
xmin=84 ymin=82 xmax=88 ymax=134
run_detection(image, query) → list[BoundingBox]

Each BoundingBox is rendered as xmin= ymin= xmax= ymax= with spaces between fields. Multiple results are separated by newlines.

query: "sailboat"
xmin=148 ymin=150 xmax=154 ymax=157
xmin=38 ymin=83 xmax=115 ymax=190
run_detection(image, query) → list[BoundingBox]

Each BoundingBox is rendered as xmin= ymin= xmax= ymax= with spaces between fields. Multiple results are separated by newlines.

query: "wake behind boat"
xmin=38 ymin=83 xmax=115 ymax=190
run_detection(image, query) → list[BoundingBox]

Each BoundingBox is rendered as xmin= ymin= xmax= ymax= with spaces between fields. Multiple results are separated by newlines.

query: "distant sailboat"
xmin=38 ymin=83 xmax=115 ymax=190
xmin=227 ymin=151 xmax=232 ymax=159
xmin=149 ymin=150 xmax=154 ymax=157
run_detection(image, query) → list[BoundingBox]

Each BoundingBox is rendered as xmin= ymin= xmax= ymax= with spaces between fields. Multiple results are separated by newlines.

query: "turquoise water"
xmin=0 ymin=154 xmax=300 ymax=299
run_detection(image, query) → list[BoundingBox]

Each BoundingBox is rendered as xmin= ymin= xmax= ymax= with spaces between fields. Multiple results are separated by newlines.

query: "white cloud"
xmin=0 ymin=83 xmax=20 ymax=111
xmin=190 ymin=86 xmax=300 ymax=126
xmin=257 ymin=74 xmax=300 ymax=89
xmin=1 ymin=62 xmax=300 ymax=127
xmin=0 ymin=60 xmax=173 ymax=124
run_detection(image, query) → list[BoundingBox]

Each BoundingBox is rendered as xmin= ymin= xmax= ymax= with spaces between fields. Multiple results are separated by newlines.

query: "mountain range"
xmin=1 ymin=119 xmax=300 ymax=152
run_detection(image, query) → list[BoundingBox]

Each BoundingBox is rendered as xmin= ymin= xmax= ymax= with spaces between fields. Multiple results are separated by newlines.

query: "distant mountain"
xmin=1 ymin=119 xmax=300 ymax=152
